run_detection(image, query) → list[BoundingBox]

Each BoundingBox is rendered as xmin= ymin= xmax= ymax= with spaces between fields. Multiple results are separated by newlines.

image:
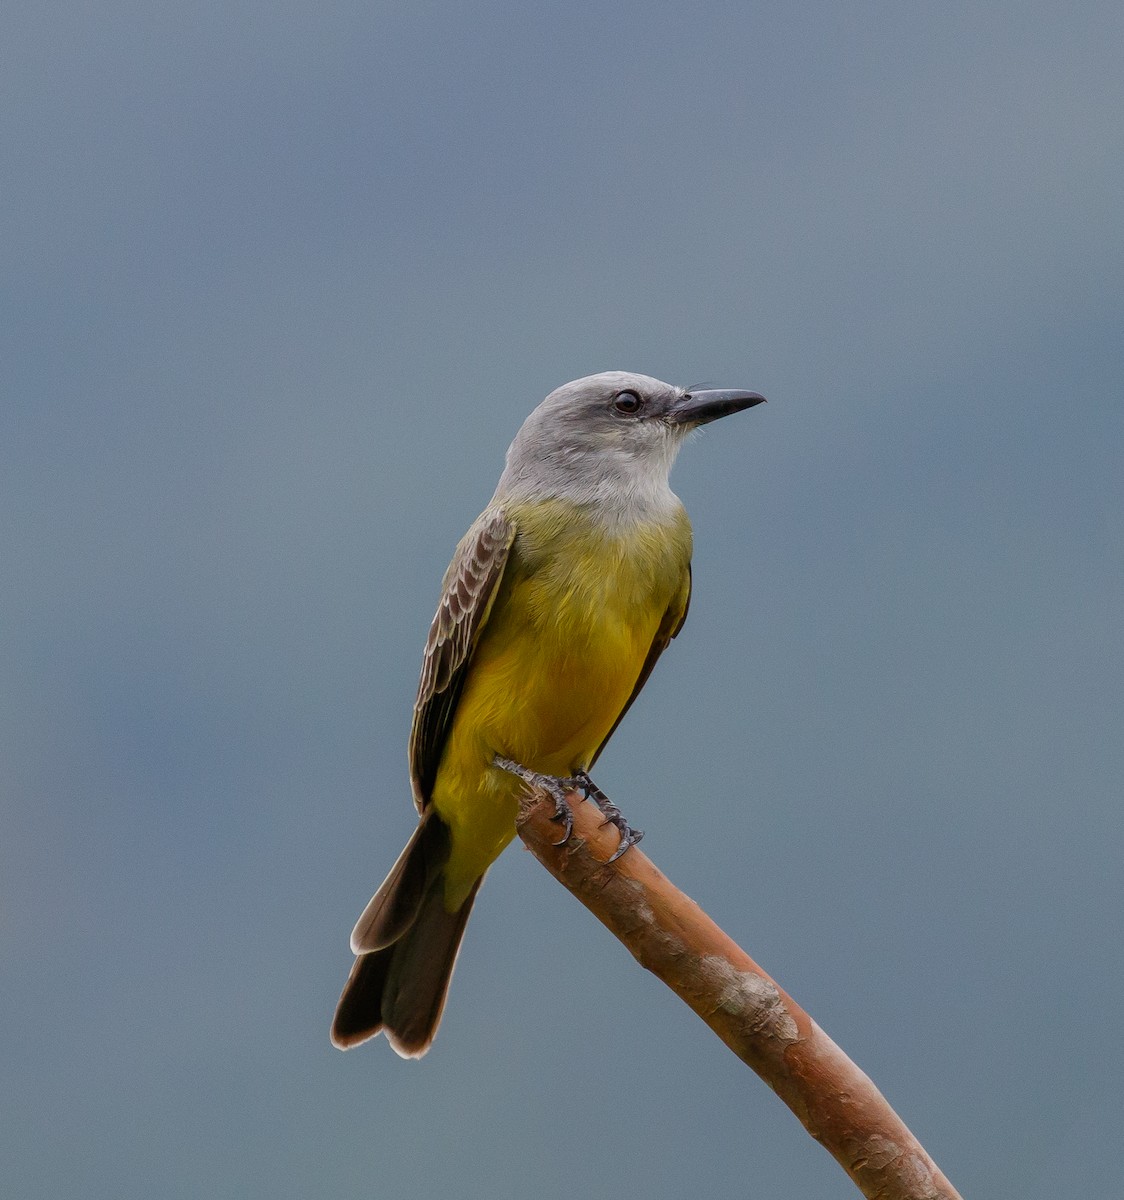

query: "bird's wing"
xmin=588 ymin=562 xmax=692 ymax=769
xmin=408 ymin=507 xmax=516 ymax=810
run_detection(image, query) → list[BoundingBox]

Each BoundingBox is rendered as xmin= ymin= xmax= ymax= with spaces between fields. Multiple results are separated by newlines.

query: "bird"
xmin=331 ymin=371 xmax=765 ymax=1057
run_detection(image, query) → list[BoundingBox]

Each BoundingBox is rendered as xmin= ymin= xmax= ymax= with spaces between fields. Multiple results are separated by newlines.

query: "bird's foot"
xmin=493 ymin=756 xmax=575 ymax=845
xmin=568 ymin=770 xmax=644 ymax=863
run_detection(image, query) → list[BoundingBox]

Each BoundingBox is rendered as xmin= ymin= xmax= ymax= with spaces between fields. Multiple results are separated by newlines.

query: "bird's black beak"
xmin=667 ymin=389 xmax=767 ymax=426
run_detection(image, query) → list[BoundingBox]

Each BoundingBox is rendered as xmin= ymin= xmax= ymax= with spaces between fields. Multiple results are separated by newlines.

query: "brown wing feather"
xmin=588 ymin=563 xmax=692 ymax=769
xmin=408 ymin=508 xmax=516 ymax=809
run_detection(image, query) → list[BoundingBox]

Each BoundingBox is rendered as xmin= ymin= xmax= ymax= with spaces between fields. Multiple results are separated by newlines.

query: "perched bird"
xmin=331 ymin=371 xmax=765 ymax=1057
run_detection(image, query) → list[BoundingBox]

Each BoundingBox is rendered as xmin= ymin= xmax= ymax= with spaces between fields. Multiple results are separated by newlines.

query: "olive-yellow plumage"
xmin=331 ymin=371 xmax=764 ymax=1058
xmin=433 ymin=498 xmax=692 ymax=907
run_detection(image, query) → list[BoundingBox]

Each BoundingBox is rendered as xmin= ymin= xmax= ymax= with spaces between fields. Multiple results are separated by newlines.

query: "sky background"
xmin=3 ymin=2 xmax=1123 ymax=1196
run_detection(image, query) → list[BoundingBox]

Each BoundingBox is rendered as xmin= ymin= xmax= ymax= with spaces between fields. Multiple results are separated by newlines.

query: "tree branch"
xmin=516 ymin=790 xmax=962 ymax=1200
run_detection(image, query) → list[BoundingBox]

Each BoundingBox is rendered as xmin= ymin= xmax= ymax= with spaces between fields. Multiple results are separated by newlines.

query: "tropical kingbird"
xmin=331 ymin=371 xmax=765 ymax=1056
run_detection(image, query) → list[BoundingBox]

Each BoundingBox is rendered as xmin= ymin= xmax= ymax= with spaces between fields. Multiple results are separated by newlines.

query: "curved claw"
xmin=578 ymin=777 xmax=638 ymax=864
xmin=603 ymin=820 xmax=643 ymax=863
xmin=549 ymin=801 xmax=574 ymax=846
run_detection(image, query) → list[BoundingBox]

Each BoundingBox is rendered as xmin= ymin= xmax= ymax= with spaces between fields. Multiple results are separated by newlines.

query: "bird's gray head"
xmin=494 ymin=371 xmax=765 ymax=514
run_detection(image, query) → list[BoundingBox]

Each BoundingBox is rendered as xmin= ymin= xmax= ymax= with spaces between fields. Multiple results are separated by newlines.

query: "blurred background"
xmin=3 ymin=2 xmax=1122 ymax=1196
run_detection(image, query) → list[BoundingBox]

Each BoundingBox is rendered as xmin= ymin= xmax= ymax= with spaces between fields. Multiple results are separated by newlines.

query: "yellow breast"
xmin=432 ymin=499 xmax=692 ymax=905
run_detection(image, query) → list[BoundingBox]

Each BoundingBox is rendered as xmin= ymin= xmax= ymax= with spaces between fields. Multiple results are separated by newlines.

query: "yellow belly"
xmin=430 ymin=506 xmax=690 ymax=907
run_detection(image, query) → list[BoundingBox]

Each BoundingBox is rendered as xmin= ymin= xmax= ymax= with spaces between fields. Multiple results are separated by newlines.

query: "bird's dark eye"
xmin=613 ymin=390 xmax=643 ymax=415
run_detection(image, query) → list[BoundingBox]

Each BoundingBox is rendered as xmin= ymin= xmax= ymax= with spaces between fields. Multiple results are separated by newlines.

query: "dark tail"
xmin=331 ymin=813 xmax=480 ymax=1058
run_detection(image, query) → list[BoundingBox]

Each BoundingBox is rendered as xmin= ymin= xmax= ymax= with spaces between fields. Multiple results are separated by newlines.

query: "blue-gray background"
xmin=4 ymin=2 xmax=1122 ymax=1196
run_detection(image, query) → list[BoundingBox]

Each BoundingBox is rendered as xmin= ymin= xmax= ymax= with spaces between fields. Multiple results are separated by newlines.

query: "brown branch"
xmin=516 ymin=790 xmax=962 ymax=1200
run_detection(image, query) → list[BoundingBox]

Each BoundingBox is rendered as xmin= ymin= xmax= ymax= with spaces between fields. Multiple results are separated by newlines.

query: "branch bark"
xmin=516 ymin=790 xmax=962 ymax=1200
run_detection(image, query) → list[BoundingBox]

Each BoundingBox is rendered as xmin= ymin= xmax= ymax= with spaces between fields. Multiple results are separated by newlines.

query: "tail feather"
xmin=332 ymin=813 xmax=480 ymax=1057
xmin=383 ymin=876 xmax=481 ymax=1057
xmin=349 ymin=812 xmax=449 ymax=954
xmin=330 ymin=942 xmax=395 ymax=1049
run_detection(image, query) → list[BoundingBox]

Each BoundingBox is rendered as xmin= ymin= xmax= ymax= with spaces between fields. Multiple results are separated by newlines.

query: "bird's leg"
xmin=568 ymin=769 xmax=644 ymax=863
xmin=493 ymin=755 xmax=575 ymax=845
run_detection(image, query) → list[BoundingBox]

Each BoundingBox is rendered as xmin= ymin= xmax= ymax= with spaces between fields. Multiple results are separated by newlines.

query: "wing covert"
xmin=408 ymin=508 xmax=516 ymax=809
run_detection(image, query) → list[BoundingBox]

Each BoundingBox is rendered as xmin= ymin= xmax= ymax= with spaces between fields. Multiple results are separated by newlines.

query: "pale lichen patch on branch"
xmin=697 ymin=955 xmax=800 ymax=1042
xmin=853 ymin=1134 xmax=906 ymax=1173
